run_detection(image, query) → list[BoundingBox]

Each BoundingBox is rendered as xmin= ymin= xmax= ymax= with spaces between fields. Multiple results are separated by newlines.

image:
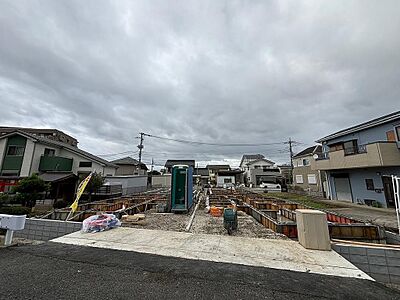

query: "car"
xmin=259 ymin=182 xmax=281 ymax=192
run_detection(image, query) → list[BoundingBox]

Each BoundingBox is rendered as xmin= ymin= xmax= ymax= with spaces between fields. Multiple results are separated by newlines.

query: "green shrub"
xmin=0 ymin=206 xmax=31 ymax=215
xmin=53 ymin=199 xmax=68 ymax=209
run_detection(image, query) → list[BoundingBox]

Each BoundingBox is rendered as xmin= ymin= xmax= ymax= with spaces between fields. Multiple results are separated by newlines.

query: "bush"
xmin=12 ymin=174 xmax=49 ymax=208
xmin=0 ymin=206 xmax=31 ymax=215
xmin=53 ymin=199 xmax=68 ymax=209
xmin=0 ymin=193 xmax=9 ymax=205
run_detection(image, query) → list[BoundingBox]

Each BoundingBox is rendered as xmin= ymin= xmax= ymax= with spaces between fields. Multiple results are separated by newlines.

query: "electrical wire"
xmin=144 ymin=133 xmax=293 ymax=147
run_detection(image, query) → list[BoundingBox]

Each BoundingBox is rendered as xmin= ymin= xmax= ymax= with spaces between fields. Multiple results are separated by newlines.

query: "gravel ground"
xmin=123 ymin=209 xmax=190 ymax=232
xmin=122 ymin=207 xmax=286 ymax=239
xmin=191 ymin=209 xmax=287 ymax=239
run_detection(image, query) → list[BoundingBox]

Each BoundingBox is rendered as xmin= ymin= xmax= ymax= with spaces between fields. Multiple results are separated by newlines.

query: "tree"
xmin=79 ymin=172 xmax=104 ymax=202
xmin=148 ymin=170 xmax=161 ymax=176
xmin=12 ymin=174 xmax=49 ymax=207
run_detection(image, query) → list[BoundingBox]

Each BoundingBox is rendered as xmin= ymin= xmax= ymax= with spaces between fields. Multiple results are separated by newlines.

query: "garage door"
xmin=334 ymin=177 xmax=353 ymax=202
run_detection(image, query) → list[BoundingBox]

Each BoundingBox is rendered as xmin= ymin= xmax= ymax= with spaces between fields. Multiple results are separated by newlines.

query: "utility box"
xmin=296 ymin=209 xmax=331 ymax=251
xmin=0 ymin=214 xmax=27 ymax=246
xmin=0 ymin=214 xmax=26 ymax=231
xmin=170 ymin=165 xmax=193 ymax=213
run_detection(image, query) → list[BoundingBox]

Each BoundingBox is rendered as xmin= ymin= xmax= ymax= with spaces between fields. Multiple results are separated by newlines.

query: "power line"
xmin=97 ymin=150 xmax=138 ymax=157
xmin=144 ymin=133 xmax=290 ymax=147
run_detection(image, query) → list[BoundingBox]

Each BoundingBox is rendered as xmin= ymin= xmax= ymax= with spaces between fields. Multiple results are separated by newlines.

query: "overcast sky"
xmin=1 ymin=1 xmax=399 ymax=168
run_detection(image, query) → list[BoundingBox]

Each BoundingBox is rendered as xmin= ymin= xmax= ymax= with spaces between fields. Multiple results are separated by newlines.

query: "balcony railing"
xmin=343 ymin=145 xmax=367 ymax=156
xmin=39 ymin=155 xmax=73 ymax=172
xmin=313 ymin=142 xmax=400 ymax=170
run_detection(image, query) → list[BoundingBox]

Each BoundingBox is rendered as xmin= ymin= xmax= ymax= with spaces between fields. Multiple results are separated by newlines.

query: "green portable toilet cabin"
xmin=170 ymin=165 xmax=193 ymax=213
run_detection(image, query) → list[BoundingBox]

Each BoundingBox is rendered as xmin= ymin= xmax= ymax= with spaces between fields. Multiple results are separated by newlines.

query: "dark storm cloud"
xmin=1 ymin=0 xmax=399 ymax=167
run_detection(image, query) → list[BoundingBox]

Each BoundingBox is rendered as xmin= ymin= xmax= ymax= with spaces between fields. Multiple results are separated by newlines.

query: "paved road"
xmin=1 ymin=242 xmax=399 ymax=299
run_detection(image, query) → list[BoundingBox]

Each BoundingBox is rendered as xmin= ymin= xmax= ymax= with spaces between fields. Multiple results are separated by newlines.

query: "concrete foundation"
xmin=296 ymin=209 xmax=331 ymax=251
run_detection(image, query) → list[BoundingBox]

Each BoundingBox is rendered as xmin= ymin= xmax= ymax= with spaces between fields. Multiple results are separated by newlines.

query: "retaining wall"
xmin=13 ymin=218 xmax=81 ymax=241
xmin=332 ymin=243 xmax=400 ymax=284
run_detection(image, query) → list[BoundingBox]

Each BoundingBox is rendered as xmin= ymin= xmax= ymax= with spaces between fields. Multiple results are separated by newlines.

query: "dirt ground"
xmin=123 ymin=209 xmax=190 ymax=232
xmin=0 ymin=236 xmax=44 ymax=248
xmin=124 ymin=207 xmax=287 ymax=239
xmin=191 ymin=209 xmax=287 ymax=239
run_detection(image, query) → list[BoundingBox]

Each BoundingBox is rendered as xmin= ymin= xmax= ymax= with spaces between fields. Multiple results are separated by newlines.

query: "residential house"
xmin=239 ymin=154 xmax=278 ymax=186
xmin=112 ymin=156 xmax=148 ymax=176
xmin=0 ymin=127 xmax=78 ymax=147
xmin=206 ymin=164 xmax=230 ymax=184
xmin=216 ymin=169 xmax=244 ymax=188
xmin=278 ymin=164 xmax=293 ymax=184
xmin=313 ymin=111 xmax=400 ymax=208
xmin=292 ymin=145 xmax=325 ymax=196
xmin=0 ymin=129 xmax=117 ymax=200
xmin=193 ymin=168 xmax=210 ymax=185
xmin=164 ymin=160 xmax=195 ymax=173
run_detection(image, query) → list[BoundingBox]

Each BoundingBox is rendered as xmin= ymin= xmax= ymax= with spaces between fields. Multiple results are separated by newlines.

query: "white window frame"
xmin=296 ymin=175 xmax=304 ymax=184
xmin=307 ymin=174 xmax=317 ymax=185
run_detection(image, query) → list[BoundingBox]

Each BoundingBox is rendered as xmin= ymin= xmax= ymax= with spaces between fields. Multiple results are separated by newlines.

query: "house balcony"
xmin=39 ymin=155 xmax=73 ymax=172
xmin=312 ymin=142 xmax=400 ymax=171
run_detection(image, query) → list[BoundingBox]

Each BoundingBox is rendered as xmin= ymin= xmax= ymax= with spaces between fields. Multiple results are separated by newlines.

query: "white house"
xmin=0 ymin=129 xmax=117 ymax=196
xmin=239 ymin=154 xmax=278 ymax=186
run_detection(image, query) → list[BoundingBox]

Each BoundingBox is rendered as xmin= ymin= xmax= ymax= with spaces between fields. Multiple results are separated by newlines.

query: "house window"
xmin=307 ymin=174 xmax=317 ymax=184
xmin=7 ymin=146 xmax=24 ymax=156
xmin=386 ymin=130 xmax=396 ymax=142
xmin=365 ymin=179 xmax=375 ymax=190
xmin=343 ymin=140 xmax=358 ymax=155
xmin=295 ymin=175 xmax=303 ymax=184
xmin=297 ymin=160 xmax=303 ymax=167
xmin=224 ymin=178 xmax=232 ymax=183
xmin=79 ymin=161 xmax=92 ymax=168
xmin=303 ymin=159 xmax=310 ymax=166
xmin=44 ymin=148 xmax=55 ymax=156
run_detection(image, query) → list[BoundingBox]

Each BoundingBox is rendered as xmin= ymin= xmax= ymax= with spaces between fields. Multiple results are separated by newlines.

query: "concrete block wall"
xmin=13 ymin=218 xmax=81 ymax=241
xmin=333 ymin=243 xmax=400 ymax=284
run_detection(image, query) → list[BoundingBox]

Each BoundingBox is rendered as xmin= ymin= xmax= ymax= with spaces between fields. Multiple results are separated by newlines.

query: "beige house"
xmin=292 ymin=145 xmax=324 ymax=195
xmin=112 ymin=157 xmax=148 ymax=176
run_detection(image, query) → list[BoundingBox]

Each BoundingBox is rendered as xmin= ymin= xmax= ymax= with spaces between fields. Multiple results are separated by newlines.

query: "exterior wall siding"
xmin=20 ymin=139 xmax=35 ymax=176
xmin=104 ymin=175 xmax=148 ymax=195
xmin=327 ymin=167 xmax=400 ymax=207
xmin=293 ymin=155 xmax=322 ymax=192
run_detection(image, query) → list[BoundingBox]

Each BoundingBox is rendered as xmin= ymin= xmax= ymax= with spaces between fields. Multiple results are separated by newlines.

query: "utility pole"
xmin=151 ymin=158 xmax=154 ymax=172
xmin=138 ymin=132 xmax=145 ymax=164
xmin=284 ymin=138 xmax=295 ymax=184
xmin=288 ymin=137 xmax=294 ymax=169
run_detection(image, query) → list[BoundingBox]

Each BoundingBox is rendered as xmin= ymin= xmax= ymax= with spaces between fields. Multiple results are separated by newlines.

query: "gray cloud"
xmin=1 ymin=0 xmax=399 ymax=168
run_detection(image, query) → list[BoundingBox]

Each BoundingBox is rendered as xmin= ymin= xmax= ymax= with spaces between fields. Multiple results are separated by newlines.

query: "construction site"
xmin=3 ymin=166 xmax=400 ymax=296
xmin=34 ymin=185 xmax=392 ymax=244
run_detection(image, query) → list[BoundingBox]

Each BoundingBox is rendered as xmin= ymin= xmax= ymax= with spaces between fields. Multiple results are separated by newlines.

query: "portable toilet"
xmin=170 ymin=165 xmax=193 ymax=213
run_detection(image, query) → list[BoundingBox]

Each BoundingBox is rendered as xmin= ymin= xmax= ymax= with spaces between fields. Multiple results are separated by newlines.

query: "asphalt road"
xmin=0 ymin=242 xmax=399 ymax=300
